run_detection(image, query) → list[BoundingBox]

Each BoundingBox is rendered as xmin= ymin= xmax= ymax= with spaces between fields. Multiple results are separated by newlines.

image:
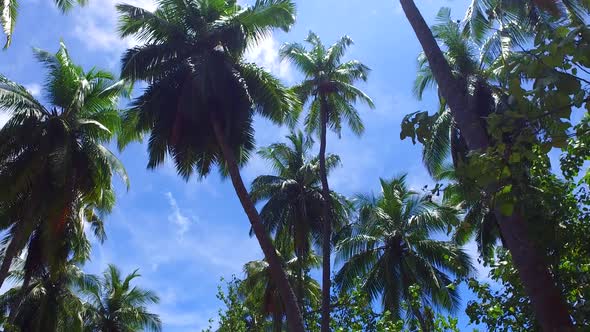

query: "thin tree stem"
xmin=319 ymin=95 xmax=332 ymax=332
xmin=211 ymin=117 xmax=305 ymax=332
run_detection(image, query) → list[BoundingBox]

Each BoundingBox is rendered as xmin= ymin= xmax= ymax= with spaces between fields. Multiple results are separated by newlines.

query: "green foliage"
xmin=240 ymin=254 xmax=321 ymax=331
xmin=206 ymin=277 xmax=467 ymax=332
xmin=0 ymin=262 xmax=160 ymax=332
xmin=0 ymin=260 xmax=89 ymax=332
xmin=80 ymin=265 xmax=162 ymax=332
xmin=117 ymin=0 xmax=300 ymax=179
xmin=466 ymin=174 xmax=590 ymax=330
xmin=204 ymin=277 xmax=269 ymax=332
xmin=335 ymin=175 xmax=473 ymax=322
xmin=0 ymin=42 xmax=128 ymax=293
xmin=250 ymin=131 xmax=351 ymax=257
xmin=281 ymin=32 xmax=374 ymax=138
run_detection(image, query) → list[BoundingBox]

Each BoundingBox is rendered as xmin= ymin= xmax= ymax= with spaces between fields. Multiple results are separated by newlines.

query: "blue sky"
xmin=0 ymin=0 xmax=491 ymax=330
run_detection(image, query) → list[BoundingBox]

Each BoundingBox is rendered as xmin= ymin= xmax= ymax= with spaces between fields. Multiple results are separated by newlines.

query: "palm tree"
xmin=249 ymin=131 xmax=351 ymax=309
xmin=80 ymin=265 xmax=161 ymax=332
xmin=1 ymin=0 xmax=88 ymax=49
xmin=242 ymin=253 xmax=321 ymax=332
xmin=398 ymin=0 xmax=574 ymax=328
xmin=0 ymin=200 xmax=110 ymax=330
xmin=410 ymin=8 xmax=501 ymax=260
xmin=116 ymin=1 xmax=304 ymax=330
xmin=335 ymin=175 xmax=473 ymax=329
xmin=0 ymin=259 xmax=94 ymax=332
xmin=0 ymin=42 xmax=128 ymax=292
xmin=280 ymin=32 xmax=374 ymax=331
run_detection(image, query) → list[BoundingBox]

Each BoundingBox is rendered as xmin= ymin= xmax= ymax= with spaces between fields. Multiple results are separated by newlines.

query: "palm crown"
xmin=117 ymin=0 xmax=300 ymax=178
xmin=280 ymin=31 xmax=375 ymax=137
xmin=0 ymin=42 xmax=128 ymax=290
xmin=80 ymin=265 xmax=161 ymax=332
xmin=0 ymin=259 xmax=94 ymax=332
xmin=336 ymin=175 xmax=473 ymax=321
xmin=250 ymin=131 xmax=349 ymax=257
xmin=241 ymin=253 xmax=321 ymax=331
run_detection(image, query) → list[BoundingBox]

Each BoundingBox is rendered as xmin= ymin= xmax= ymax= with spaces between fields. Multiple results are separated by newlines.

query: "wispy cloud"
xmin=24 ymin=83 xmax=42 ymax=97
xmin=165 ymin=192 xmax=191 ymax=237
xmin=157 ymin=308 xmax=214 ymax=330
xmin=117 ymin=192 xmax=260 ymax=272
xmin=71 ymin=0 xmax=156 ymax=55
xmin=245 ymin=35 xmax=293 ymax=82
xmin=0 ymin=113 xmax=10 ymax=128
xmin=72 ymin=0 xmax=294 ymax=84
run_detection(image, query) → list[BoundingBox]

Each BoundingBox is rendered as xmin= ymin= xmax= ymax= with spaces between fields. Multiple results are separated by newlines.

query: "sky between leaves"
xmin=0 ymin=0 xmax=490 ymax=330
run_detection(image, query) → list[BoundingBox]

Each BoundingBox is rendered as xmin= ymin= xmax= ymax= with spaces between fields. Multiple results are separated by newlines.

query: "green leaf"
xmin=499 ymin=202 xmax=514 ymax=216
xmin=509 ymin=153 xmax=521 ymax=164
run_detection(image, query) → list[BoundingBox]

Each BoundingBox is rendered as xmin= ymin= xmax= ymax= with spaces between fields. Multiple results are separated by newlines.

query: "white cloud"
xmin=72 ymin=0 xmax=293 ymax=83
xmin=245 ymin=36 xmax=293 ymax=82
xmin=165 ymin=192 xmax=191 ymax=237
xmin=158 ymin=309 xmax=214 ymax=330
xmin=72 ymin=0 xmax=156 ymax=53
xmin=0 ymin=113 xmax=10 ymax=128
xmin=24 ymin=83 xmax=42 ymax=97
xmin=119 ymin=193 xmax=260 ymax=272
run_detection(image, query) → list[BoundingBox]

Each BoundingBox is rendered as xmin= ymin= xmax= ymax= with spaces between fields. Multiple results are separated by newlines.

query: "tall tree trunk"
xmin=297 ymin=252 xmax=305 ymax=313
xmin=273 ymin=310 xmax=283 ymax=332
xmin=319 ymin=97 xmax=332 ymax=332
xmin=296 ymin=199 xmax=308 ymax=315
xmin=398 ymin=0 xmax=574 ymax=330
xmin=211 ymin=118 xmax=305 ymax=332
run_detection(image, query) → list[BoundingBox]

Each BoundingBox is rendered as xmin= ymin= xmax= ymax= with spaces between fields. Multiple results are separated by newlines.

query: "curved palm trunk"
xmin=319 ymin=97 xmax=332 ymax=332
xmin=273 ymin=310 xmax=283 ymax=332
xmin=211 ymin=118 xmax=305 ymax=332
xmin=399 ymin=0 xmax=574 ymax=330
xmin=297 ymin=254 xmax=305 ymax=314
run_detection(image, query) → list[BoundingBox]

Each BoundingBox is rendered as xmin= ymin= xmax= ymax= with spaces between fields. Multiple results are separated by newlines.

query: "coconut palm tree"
xmin=409 ymin=8 xmax=501 ymax=260
xmin=1 ymin=0 xmax=88 ymax=49
xmin=0 ymin=200 xmax=109 ymax=330
xmin=116 ymin=1 xmax=304 ymax=329
xmin=398 ymin=0 xmax=574 ymax=328
xmin=242 ymin=253 xmax=321 ymax=332
xmin=79 ymin=265 xmax=161 ymax=332
xmin=0 ymin=259 xmax=94 ymax=332
xmin=250 ymin=131 xmax=351 ymax=309
xmin=335 ymin=175 xmax=472 ymax=328
xmin=280 ymin=32 xmax=374 ymax=331
xmin=0 ymin=42 xmax=128 ymax=292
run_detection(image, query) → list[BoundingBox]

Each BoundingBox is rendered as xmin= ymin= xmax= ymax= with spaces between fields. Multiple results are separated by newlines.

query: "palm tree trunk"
xmin=297 ymin=252 xmax=305 ymax=313
xmin=211 ymin=118 xmax=305 ymax=332
xmin=398 ymin=0 xmax=574 ymax=330
xmin=273 ymin=310 xmax=283 ymax=332
xmin=295 ymin=201 xmax=307 ymax=315
xmin=319 ymin=97 xmax=332 ymax=332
